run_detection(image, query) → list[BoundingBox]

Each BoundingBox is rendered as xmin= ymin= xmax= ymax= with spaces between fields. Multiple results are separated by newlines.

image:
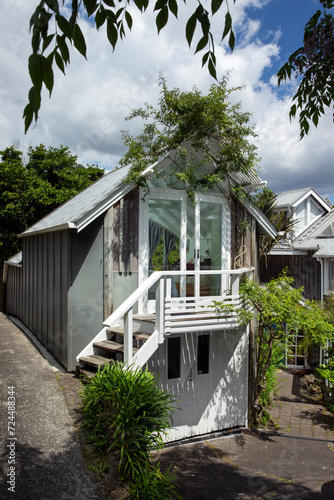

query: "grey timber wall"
xmin=68 ymin=217 xmax=104 ymax=371
xmin=6 ymin=231 xmax=70 ymax=367
xmin=5 ymin=216 xmax=105 ymax=371
xmin=260 ymin=251 xmax=321 ymax=301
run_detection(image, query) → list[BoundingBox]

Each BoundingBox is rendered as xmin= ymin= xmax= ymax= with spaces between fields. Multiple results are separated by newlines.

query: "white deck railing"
xmin=76 ymin=267 xmax=254 ymax=368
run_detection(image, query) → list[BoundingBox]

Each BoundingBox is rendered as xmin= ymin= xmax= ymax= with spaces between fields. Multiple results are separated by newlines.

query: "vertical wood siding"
xmin=6 ymin=231 xmax=70 ymax=368
xmin=147 ymin=327 xmax=249 ymax=442
xmin=112 ymin=188 xmax=139 ymax=273
xmin=260 ymin=251 xmax=321 ymax=300
xmin=230 ymin=195 xmax=258 ymax=271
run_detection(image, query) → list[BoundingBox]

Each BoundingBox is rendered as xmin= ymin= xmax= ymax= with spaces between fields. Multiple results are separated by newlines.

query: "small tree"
xmin=120 ymin=76 xmax=258 ymax=199
xmin=213 ymin=272 xmax=334 ymax=425
xmin=0 ymin=145 xmax=104 ymax=266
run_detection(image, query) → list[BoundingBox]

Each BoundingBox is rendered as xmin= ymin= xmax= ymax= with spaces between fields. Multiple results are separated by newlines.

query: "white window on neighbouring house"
xmin=328 ymin=260 xmax=334 ymax=292
xmin=286 ymin=332 xmax=305 ymax=368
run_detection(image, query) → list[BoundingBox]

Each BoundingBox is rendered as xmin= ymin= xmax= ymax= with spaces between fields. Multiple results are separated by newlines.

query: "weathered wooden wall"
xmin=112 ymin=188 xmax=139 ymax=273
xmin=260 ymin=251 xmax=321 ymax=301
xmin=230 ymin=196 xmax=259 ymax=276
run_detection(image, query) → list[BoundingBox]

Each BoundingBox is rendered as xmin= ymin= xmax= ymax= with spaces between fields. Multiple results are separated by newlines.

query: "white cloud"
xmin=0 ymin=0 xmax=333 ymax=201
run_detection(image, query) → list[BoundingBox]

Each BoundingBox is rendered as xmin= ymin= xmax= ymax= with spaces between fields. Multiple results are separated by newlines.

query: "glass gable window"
xmin=167 ymin=337 xmax=181 ymax=379
xmin=197 ymin=334 xmax=209 ymax=375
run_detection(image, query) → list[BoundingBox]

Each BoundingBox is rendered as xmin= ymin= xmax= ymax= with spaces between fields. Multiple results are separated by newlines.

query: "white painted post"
xmin=230 ymin=273 xmax=240 ymax=296
xmin=124 ymin=307 xmax=133 ymax=366
xmin=156 ymin=277 xmax=165 ymax=344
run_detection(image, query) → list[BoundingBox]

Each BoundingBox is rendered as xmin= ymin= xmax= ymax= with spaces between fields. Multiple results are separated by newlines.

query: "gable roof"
xmin=293 ymin=209 xmax=334 ymax=256
xmin=18 ymin=151 xmax=276 ymax=239
xmin=276 ymin=187 xmax=331 ymax=212
xmin=18 ymin=164 xmax=133 ymax=237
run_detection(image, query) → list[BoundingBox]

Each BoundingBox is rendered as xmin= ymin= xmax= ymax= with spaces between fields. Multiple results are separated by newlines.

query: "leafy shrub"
xmin=128 ymin=462 xmax=180 ymax=500
xmin=80 ymin=362 xmax=177 ymax=478
xmin=316 ymin=345 xmax=334 ymax=411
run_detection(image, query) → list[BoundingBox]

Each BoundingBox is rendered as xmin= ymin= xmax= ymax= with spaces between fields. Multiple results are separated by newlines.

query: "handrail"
xmin=103 ymin=267 xmax=254 ymax=329
xmin=77 ymin=267 xmax=254 ymax=366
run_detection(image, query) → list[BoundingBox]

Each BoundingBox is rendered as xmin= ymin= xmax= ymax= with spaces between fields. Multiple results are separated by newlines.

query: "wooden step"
xmin=107 ymin=327 xmax=151 ymax=341
xmin=94 ymin=340 xmax=139 ymax=354
xmin=79 ymin=354 xmax=111 ymax=369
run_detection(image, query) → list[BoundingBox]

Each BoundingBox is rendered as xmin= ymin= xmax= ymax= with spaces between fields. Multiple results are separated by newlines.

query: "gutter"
xmin=17 ymin=222 xmax=77 ymax=238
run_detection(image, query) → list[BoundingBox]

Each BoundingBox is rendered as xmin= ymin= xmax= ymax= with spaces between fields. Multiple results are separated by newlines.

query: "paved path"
xmin=0 ymin=313 xmax=98 ymax=500
xmin=156 ymin=370 xmax=334 ymax=499
xmin=268 ymin=370 xmax=333 ymax=441
xmin=1 ymin=312 xmax=334 ymax=499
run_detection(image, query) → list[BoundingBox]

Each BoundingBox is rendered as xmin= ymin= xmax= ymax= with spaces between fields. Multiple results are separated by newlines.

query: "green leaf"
xmin=73 ymin=24 xmax=87 ymax=58
xmin=56 ymin=14 xmax=73 ymax=38
xmin=201 ymin=51 xmax=210 ymax=67
xmin=195 ymin=34 xmax=209 ymax=54
xmin=42 ymin=55 xmax=54 ymax=95
xmin=45 ymin=0 xmax=59 ymax=12
xmin=222 ymin=11 xmax=232 ymax=40
xmin=133 ymin=0 xmax=147 ymax=12
xmin=211 ymin=0 xmax=223 ymax=15
xmin=28 ymin=86 xmax=41 ymax=116
xmin=125 ymin=11 xmax=133 ymax=30
xmin=228 ymin=29 xmax=235 ymax=51
xmin=107 ymin=19 xmax=118 ymax=49
xmin=28 ymin=54 xmax=43 ymax=93
xmin=103 ymin=0 xmax=116 ymax=6
xmin=186 ymin=13 xmax=197 ymax=47
xmin=85 ymin=0 xmax=98 ymax=17
xmin=95 ymin=6 xmax=106 ymax=29
xmin=23 ymin=102 xmax=34 ymax=133
xmin=42 ymin=33 xmax=55 ymax=53
xmin=56 ymin=35 xmax=70 ymax=64
xmin=208 ymin=57 xmax=217 ymax=79
xmin=168 ymin=0 xmax=178 ymax=18
xmin=55 ymin=50 xmax=66 ymax=74
xmin=156 ymin=6 xmax=169 ymax=34
xmin=154 ymin=0 xmax=167 ymax=10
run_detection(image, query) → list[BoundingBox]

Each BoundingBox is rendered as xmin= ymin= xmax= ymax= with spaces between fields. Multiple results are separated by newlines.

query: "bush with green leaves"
xmin=213 ymin=271 xmax=334 ymax=425
xmin=128 ymin=462 xmax=179 ymax=500
xmin=80 ymin=362 xmax=177 ymax=482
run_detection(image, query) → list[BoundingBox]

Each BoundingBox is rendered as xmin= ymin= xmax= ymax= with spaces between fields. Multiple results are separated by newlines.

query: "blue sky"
xmin=0 ymin=0 xmax=333 ymax=202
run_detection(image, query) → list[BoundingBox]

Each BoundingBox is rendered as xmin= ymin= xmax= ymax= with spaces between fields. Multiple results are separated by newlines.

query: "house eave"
xmin=18 ymin=222 xmax=77 ymax=238
xmin=242 ymin=198 xmax=277 ymax=238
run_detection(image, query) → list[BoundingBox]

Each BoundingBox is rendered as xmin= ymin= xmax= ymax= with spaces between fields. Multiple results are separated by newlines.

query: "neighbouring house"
xmin=260 ymin=187 xmax=332 ymax=368
xmin=4 ymin=148 xmax=276 ymax=442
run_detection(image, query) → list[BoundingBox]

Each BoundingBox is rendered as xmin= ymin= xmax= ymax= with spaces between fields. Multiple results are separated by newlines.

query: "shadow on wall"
xmin=0 ymin=270 xmax=4 ymax=312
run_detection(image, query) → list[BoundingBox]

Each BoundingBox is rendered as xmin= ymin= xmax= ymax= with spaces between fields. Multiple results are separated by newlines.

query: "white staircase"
xmin=76 ymin=268 xmax=253 ymax=371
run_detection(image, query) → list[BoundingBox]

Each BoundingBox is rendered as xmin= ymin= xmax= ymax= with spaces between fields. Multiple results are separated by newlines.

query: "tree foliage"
xmin=213 ymin=271 xmax=334 ymax=424
xmin=0 ymin=144 xmax=104 ymax=266
xmin=25 ymin=0 xmax=237 ymax=132
xmin=26 ymin=1 xmax=334 ymax=139
xmin=277 ymin=0 xmax=334 ymax=138
xmin=120 ymin=76 xmax=258 ymax=198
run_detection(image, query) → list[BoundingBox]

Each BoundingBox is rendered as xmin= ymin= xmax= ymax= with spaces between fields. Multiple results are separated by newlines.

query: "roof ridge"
xmin=296 ymin=210 xmax=334 ymax=243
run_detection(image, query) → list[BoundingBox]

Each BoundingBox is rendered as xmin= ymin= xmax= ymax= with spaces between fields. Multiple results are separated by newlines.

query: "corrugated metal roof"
xmin=6 ymin=251 xmax=22 ymax=266
xmin=313 ymin=241 xmax=334 ymax=258
xmin=293 ymin=210 xmax=334 ymax=256
xmin=294 ymin=210 xmax=334 ymax=246
xmin=18 ymin=146 xmax=273 ymax=238
xmin=19 ymin=164 xmax=132 ymax=237
xmin=276 ymin=187 xmax=313 ymax=207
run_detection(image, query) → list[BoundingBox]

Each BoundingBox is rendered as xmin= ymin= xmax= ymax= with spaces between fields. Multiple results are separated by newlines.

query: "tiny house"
xmin=4 ymin=150 xmax=276 ymax=441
